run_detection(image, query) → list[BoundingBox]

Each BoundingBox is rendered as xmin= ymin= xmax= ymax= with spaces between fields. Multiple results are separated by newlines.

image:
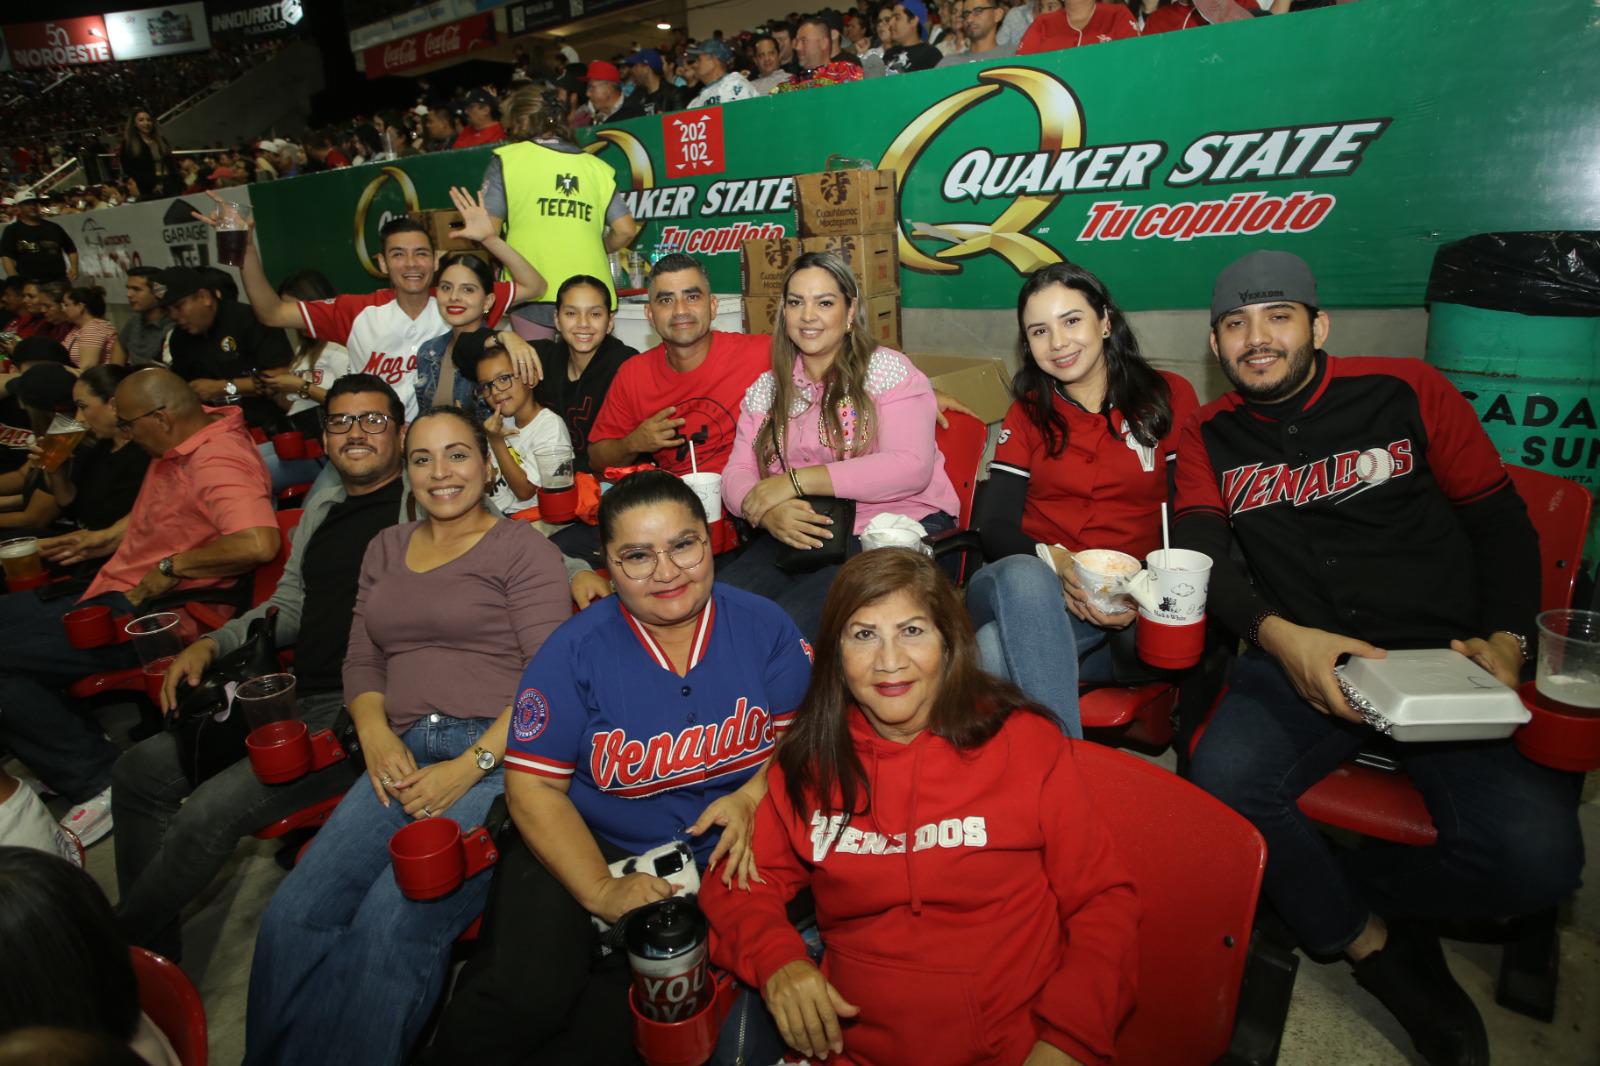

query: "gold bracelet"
xmin=788 ymin=469 xmax=804 ymax=498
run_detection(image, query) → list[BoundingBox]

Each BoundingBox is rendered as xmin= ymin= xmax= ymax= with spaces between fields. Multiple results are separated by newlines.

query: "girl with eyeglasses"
xmin=244 ymin=405 xmax=573 ymax=1066
xmin=422 ymin=470 xmax=813 ymax=1065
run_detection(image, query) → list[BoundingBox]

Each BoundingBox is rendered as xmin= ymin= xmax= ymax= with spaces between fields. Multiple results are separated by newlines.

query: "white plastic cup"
xmin=234 ymin=672 xmax=302 ymax=732
xmin=1125 ymin=548 xmax=1212 ymax=625
xmin=1072 ymin=549 xmax=1142 ymax=614
xmin=681 ymin=472 xmax=722 ymax=523
xmin=1535 ymin=609 xmax=1600 ymax=710
xmin=534 ymin=445 xmax=576 ymax=491
xmin=123 ymin=612 xmax=186 ymax=671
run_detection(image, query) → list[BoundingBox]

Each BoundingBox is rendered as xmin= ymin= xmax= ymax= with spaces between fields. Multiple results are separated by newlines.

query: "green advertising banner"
xmin=251 ymin=0 xmax=1600 ymax=310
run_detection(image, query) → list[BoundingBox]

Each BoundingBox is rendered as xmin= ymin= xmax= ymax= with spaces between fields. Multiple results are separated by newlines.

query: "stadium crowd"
xmin=0 ymin=3 xmax=1583 ymax=1066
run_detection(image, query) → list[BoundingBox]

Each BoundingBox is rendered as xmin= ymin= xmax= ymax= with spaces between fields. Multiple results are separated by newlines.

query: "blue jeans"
xmin=0 ymin=588 xmax=138 ymax=802
xmin=1191 ymin=650 xmax=1586 ymax=955
xmin=257 ymin=442 xmax=325 ymax=495
xmin=244 ymin=713 xmax=505 ymax=1066
xmin=965 ymin=554 xmax=1116 ymax=738
xmin=720 ymin=512 xmax=956 ymax=640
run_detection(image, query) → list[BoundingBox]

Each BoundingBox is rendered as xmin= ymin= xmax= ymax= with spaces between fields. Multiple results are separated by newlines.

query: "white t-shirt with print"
xmin=287 ymin=342 xmax=353 ymax=415
xmin=688 ymin=72 xmax=757 ymax=108
xmin=489 ymin=407 xmax=574 ymax=516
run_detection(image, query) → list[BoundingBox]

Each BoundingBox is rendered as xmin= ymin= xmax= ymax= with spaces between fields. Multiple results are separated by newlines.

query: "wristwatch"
xmin=472 ymin=745 xmax=497 ymax=772
xmin=223 ymin=380 xmax=239 ymax=401
xmin=158 ymin=556 xmax=176 ymax=578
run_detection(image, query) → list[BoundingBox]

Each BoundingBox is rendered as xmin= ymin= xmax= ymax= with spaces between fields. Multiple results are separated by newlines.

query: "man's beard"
xmin=1221 ymin=339 xmax=1316 ymax=403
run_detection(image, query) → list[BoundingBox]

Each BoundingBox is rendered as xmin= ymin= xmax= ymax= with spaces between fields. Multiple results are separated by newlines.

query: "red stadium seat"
xmin=130 ymin=946 xmax=207 ymax=1066
xmin=1072 ymin=743 xmax=1266 ymax=1065
xmin=1293 ymin=466 xmax=1590 ymax=846
xmin=1080 ymin=681 xmax=1179 ymax=749
xmin=925 ymin=409 xmax=988 ymax=583
xmin=1192 ymin=466 xmax=1591 ymax=1024
xmin=68 ymin=510 xmax=304 ymax=705
xmin=254 ymin=793 xmax=343 ymax=842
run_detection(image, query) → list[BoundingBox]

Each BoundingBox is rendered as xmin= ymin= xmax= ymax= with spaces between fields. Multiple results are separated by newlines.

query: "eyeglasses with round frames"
xmin=325 ymin=411 xmax=393 ymax=434
xmin=610 ymin=534 xmax=708 ymax=581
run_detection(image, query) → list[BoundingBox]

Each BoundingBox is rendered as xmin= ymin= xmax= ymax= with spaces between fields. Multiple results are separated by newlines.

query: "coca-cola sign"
xmin=363 ymin=13 xmax=492 ymax=78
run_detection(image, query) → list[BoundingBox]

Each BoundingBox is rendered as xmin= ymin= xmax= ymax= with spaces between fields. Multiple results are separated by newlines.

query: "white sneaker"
xmin=60 ymin=786 xmax=113 ymax=847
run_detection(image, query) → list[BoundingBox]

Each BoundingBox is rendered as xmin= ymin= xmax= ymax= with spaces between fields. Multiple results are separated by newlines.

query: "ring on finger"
xmin=380 ymin=774 xmax=392 ymax=786
xmin=421 ymin=805 xmax=433 ymax=818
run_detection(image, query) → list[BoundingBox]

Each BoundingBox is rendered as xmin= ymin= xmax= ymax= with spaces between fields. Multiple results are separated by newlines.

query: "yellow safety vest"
xmin=495 ymin=141 xmax=618 ymax=307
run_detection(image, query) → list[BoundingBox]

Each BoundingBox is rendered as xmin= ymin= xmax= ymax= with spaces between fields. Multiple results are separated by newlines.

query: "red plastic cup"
xmin=250 ymin=427 xmax=268 ymax=444
xmin=247 ymin=719 xmax=313 ymax=783
xmin=245 ymin=721 xmax=348 ymax=784
xmin=630 ymin=974 xmax=733 ymax=1066
xmin=388 ymin=818 xmax=499 ymax=901
xmin=272 ymin=431 xmax=306 ymax=460
xmin=6 ymin=573 xmax=50 ymax=592
xmin=142 ymin=656 xmax=176 ymax=704
xmin=1514 ymin=681 xmax=1600 ymax=772
xmin=63 ymin=605 xmax=116 ymax=648
xmin=1136 ymin=613 xmax=1206 ymax=671
xmin=536 ymin=484 xmax=579 ymax=524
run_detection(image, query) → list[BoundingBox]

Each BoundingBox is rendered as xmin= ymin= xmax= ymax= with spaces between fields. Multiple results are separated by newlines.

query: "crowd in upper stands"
xmin=0 ymin=37 xmax=286 ymax=202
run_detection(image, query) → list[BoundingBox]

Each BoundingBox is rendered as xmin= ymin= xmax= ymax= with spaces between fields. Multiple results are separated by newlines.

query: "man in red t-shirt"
xmin=588 ymin=254 xmax=772 ymax=477
xmin=453 ymin=89 xmax=507 ymax=149
xmin=1016 ymin=0 xmax=1138 ymax=52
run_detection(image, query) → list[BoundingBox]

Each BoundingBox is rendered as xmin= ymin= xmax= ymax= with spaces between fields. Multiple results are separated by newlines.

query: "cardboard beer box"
xmin=863 ymin=293 xmax=901 ymax=350
xmin=799 ymin=233 xmax=899 ymax=297
xmin=740 ymin=238 xmax=803 ymax=296
xmin=416 ymin=209 xmax=479 ymax=252
xmin=794 ymin=170 xmax=897 ymax=237
xmin=743 ymin=294 xmax=781 ymax=335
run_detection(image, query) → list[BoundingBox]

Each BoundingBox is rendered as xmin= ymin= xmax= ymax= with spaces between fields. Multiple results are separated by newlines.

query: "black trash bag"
xmin=1425 ymin=232 xmax=1600 ymax=317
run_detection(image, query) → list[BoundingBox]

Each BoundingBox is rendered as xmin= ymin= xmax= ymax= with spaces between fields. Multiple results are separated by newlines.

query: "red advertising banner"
xmin=3 ymin=17 xmax=114 ymax=69
xmin=662 ymin=109 xmax=725 ymax=180
xmin=363 ymin=13 xmax=494 ymax=79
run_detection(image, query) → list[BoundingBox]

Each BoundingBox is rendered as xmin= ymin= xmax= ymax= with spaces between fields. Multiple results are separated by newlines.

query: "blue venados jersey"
xmin=504 ymin=583 xmax=814 ymax=863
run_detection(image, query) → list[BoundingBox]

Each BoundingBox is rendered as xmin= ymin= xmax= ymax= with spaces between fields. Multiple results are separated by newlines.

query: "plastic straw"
xmin=688 ymin=438 xmax=698 ymax=475
xmin=1161 ymin=502 xmax=1171 ymax=568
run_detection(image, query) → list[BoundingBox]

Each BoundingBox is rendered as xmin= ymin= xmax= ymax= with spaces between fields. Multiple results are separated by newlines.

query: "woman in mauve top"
xmin=244 ymin=405 xmax=571 ymax=1066
xmin=720 ymin=251 xmax=959 ymax=639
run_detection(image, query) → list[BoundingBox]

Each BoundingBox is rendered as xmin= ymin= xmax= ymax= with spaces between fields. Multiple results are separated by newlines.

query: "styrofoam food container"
xmin=1335 ymin=648 xmax=1530 ymax=742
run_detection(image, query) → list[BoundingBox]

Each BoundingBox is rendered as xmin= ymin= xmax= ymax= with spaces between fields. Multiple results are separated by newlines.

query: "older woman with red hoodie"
xmin=701 ymin=549 xmax=1139 ymax=1066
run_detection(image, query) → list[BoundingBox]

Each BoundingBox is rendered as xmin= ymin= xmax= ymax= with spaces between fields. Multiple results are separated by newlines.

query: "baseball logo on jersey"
xmin=799 ymin=638 xmax=814 ymax=663
xmin=589 ymin=696 xmax=779 ymax=798
xmin=1222 ymin=438 xmax=1414 ymax=516
xmin=513 ymin=687 xmax=551 ymax=742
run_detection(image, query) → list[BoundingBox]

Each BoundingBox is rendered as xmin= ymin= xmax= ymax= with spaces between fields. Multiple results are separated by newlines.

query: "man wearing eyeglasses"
xmin=936 ymin=0 xmax=1018 ymax=64
xmin=0 ymin=368 xmax=280 ymax=848
xmin=110 ymin=372 xmax=607 ymax=960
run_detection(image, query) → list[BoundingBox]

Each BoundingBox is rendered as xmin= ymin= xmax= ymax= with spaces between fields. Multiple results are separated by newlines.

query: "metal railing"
xmin=31 ymin=156 xmax=82 ymax=195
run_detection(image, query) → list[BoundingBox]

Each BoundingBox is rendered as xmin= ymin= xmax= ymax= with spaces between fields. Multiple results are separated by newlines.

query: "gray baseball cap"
xmin=1210 ymin=250 xmax=1319 ymax=325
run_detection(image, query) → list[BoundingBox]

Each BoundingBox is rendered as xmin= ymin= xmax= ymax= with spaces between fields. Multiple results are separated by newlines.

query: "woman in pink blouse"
xmin=720 ymin=251 xmax=958 ymax=637
xmin=61 ymin=286 xmax=126 ymax=369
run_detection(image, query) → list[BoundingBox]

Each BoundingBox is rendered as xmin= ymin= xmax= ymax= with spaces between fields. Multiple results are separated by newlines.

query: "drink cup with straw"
xmin=681 ymin=438 xmax=723 ymax=525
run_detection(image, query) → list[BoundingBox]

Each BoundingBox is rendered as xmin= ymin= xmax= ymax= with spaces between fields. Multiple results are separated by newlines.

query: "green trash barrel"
xmin=1424 ymin=233 xmax=1600 ymax=569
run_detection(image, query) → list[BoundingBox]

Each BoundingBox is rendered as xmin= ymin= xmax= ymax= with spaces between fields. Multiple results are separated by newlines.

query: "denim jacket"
xmin=414 ymin=331 xmax=485 ymax=415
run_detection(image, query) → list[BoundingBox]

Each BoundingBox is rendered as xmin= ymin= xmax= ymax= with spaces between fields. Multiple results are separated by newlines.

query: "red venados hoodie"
xmin=702 ymin=708 xmax=1139 ymax=1065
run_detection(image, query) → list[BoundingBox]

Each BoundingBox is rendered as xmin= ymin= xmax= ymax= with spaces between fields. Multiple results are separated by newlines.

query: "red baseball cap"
xmin=580 ymin=60 xmax=623 ymax=83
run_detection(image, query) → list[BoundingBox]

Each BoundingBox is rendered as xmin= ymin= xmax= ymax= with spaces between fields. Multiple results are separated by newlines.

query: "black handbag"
xmin=170 ymin=607 xmax=281 ymax=787
xmin=770 ymin=448 xmax=855 ymax=575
